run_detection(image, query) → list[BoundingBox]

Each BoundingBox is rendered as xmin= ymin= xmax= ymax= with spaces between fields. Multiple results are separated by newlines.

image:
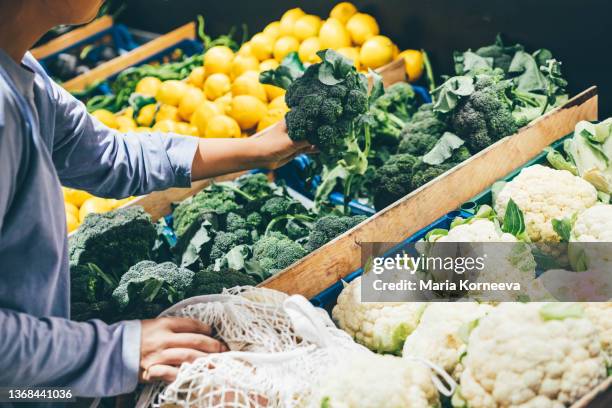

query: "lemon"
xmin=279 ymin=8 xmax=305 ymax=36
xmin=319 ymin=18 xmax=351 ymax=50
xmin=263 ymin=84 xmax=285 ymax=101
xmin=293 ymin=15 xmax=322 ymax=40
xmin=191 ymin=100 xmax=223 ymax=136
xmin=250 ymin=33 xmax=275 ymax=61
xmin=231 ymin=72 xmax=267 ymax=102
xmin=156 ymin=104 xmax=181 ymax=122
xmin=136 ymin=104 xmax=157 ymax=126
xmin=263 ymin=21 xmax=281 ymax=39
xmin=268 ymin=95 xmax=288 ymax=112
xmin=79 ymin=197 xmax=113 ymax=222
xmin=186 ymin=66 xmax=206 ymax=88
xmin=398 ymin=49 xmax=424 ymax=82
xmin=135 ymin=76 xmax=162 ymax=97
xmin=230 ymin=95 xmax=267 ymax=130
xmin=122 ymin=107 xmax=134 ymax=118
xmin=66 ymin=211 xmax=79 ymax=233
xmin=259 ymin=58 xmax=279 ymax=72
xmin=230 ymin=54 xmax=259 ymax=80
xmin=346 ymin=13 xmax=379 ymax=45
xmin=178 ymin=86 xmax=206 ymax=121
xmin=175 ymin=122 xmax=199 ymax=136
xmin=204 ymin=73 xmax=231 ymax=100
xmin=65 ymin=201 xmax=79 ymax=218
xmin=237 ymin=41 xmax=253 ymax=56
xmin=91 ymin=109 xmax=118 ymax=129
xmin=299 ymin=37 xmax=322 ymax=63
xmin=360 ymin=35 xmax=394 ymax=69
xmin=116 ymin=115 xmax=137 ymax=132
xmin=330 ymin=2 xmax=358 ymax=24
xmin=113 ymin=197 xmax=135 ymax=208
xmin=337 ymin=46 xmax=361 ymax=70
xmin=203 ymin=46 xmax=234 ymax=75
xmin=205 ymin=115 xmax=241 ymax=138
xmin=392 ymin=44 xmax=400 ymax=60
xmin=63 ymin=187 xmax=93 ymax=207
xmin=273 ymin=36 xmax=300 ymax=62
xmin=156 ymin=80 xmax=188 ymax=106
xmin=214 ymin=92 xmax=233 ymax=114
xmin=152 ymin=119 xmax=178 ymax=133
xmin=256 ymin=108 xmax=286 ymax=132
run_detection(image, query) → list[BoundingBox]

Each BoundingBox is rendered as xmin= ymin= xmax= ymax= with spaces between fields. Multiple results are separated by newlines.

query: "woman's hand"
xmin=139 ymin=317 xmax=227 ymax=383
xmin=247 ymin=120 xmax=316 ymax=170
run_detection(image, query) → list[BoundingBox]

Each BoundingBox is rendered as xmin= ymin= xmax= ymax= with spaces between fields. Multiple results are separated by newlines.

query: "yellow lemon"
xmin=65 ymin=201 xmax=79 ymax=219
xmin=204 ymin=73 xmax=231 ymax=100
xmin=392 ymin=44 xmax=400 ymax=60
xmin=66 ymin=211 xmax=79 ymax=233
xmin=113 ymin=197 xmax=135 ymax=209
xmin=263 ymin=21 xmax=281 ymax=39
xmin=360 ymin=35 xmax=394 ymax=69
xmin=230 ymin=54 xmax=259 ymax=79
xmin=231 ymin=72 xmax=267 ymax=102
xmin=337 ymin=46 xmax=361 ymax=69
xmin=346 ymin=13 xmax=379 ymax=45
xmin=136 ymin=104 xmax=157 ymax=126
xmin=256 ymin=108 xmax=286 ymax=132
xmin=178 ymin=86 xmax=206 ymax=121
xmin=62 ymin=187 xmax=93 ymax=207
xmin=273 ymin=36 xmax=300 ymax=62
xmin=91 ymin=109 xmax=118 ymax=129
xmin=237 ymin=41 xmax=253 ymax=56
xmin=152 ymin=119 xmax=178 ymax=133
xmin=250 ymin=33 xmax=275 ymax=61
xmin=319 ymin=18 xmax=351 ymax=50
xmin=116 ymin=116 xmax=137 ymax=132
xmin=330 ymin=2 xmax=358 ymax=24
xmin=135 ymin=76 xmax=162 ymax=97
xmin=279 ymin=8 xmax=305 ymax=36
xmin=186 ymin=66 xmax=206 ymax=88
xmin=156 ymin=80 xmax=188 ymax=106
xmin=214 ymin=92 xmax=233 ymax=114
xmin=156 ymin=104 xmax=181 ymax=122
xmin=299 ymin=37 xmax=322 ymax=63
xmin=229 ymin=95 xmax=267 ymax=130
xmin=293 ymin=15 xmax=322 ymax=40
xmin=203 ymin=46 xmax=234 ymax=75
xmin=191 ymin=100 xmax=223 ymax=136
xmin=205 ymin=115 xmax=241 ymax=138
xmin=263 ymin=84 xmax=285 ymax=101
xmin=259 ymin=58 xmax=279 ymax=72
xmin=79 ymin=197 xmax=113 ymax=222
xmin=268 ymin=95 xmax=288 ymax=112
xmin=122 ymin=107 xmax=134 ymax=118
xmin=398 ymin=49 xmax=425 ymax=82
xmin=175 ymin=122 xmax=199 ymax=136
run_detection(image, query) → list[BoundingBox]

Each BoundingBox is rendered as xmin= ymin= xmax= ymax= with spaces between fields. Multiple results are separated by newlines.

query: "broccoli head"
xmin=397 ymin=104 xmax=448 ymax=156
xmin=209 ymin=230 xmax=248 ymax=262
xmin=173 ymin=188 xmax=240 ymax=238
xmin=225 ymin=212 xmax=247 ymax=232
xmin=253 ymin=232 xmax=307 ymax=276
xmin=112 ymin=260 xmax=195 ymax=311
xmin=260 ymin=195 xmax=306 ymax=219
xmin=189 ymin=266 xmax=257 ymax=297
xmin=373 ymin=82 xmax=417 ymax=122
xmin=411 ymin=146 xmax=472 ymax=190
xmin=69 ymin=206 xmax=156 ymax=280
xmin=305 ymin=215 xmax=367 ymax=252
xmin=246 ymin=212 xmax=264 ymax=230
xmin=450 ymin=73 xmax=518 ymax=152
xmin=370 ymin=153 xmax=419 ymax=211
xmin=235 ymin=173 xmax=274 ymax=199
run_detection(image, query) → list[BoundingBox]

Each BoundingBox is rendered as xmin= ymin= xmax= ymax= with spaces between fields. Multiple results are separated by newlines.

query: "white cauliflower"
xmin=310 ymin=351 xmax=439 ymax=408
xmin=332 ymin=277 xmax=427 ymax=355
xmin=568 ymin=204 xmax=612 ymax=270
xmin=455 ymin=302 xmax=607 ymax=408
xmin=402 ymin=302 xmax=495 ymax=379
xmin=435 ymin=219 xmax=518 ymax=243
xmin=584 ymin=302 xmax=612 ymax=364
xmin=494 ymin=165 xmax=598 ymax=242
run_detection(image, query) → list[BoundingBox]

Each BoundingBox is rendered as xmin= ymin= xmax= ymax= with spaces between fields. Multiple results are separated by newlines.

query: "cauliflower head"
xmin=436 ymin=219 xmax=518 ymax=243
xmin=455 ymin=302 xmax=607 ymax=408
xmin=311 ymin=351 xmax=439 ymax=408
xmin=494 ymin=165 xmax=598 ymax=242
xmin=332 ymin=277 xmax=427 ymax=355
xmin=572 ymin=204 xmax=612 ymax=242
xmin=402 ymin=302 xmax=495 ymax=379
xmin=584 ymin=302 xmax=612 ymax=364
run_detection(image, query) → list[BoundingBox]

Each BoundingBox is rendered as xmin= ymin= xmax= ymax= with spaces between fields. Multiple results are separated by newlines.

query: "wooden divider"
xmin=31 ymin=16 xmax=114 ymax=60
xmin=261 ymin=87 xmax=598 ymax=299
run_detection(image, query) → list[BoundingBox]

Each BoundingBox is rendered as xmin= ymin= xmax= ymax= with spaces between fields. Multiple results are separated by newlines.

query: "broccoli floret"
xmin=69 ymin=206 xmax=156 ymax=280
xmin=189 ymin=266 xmax=257 ymax=296
xmin=411 ymin=146 xmax=472 ymax=189
xmin=235 ymin=173 xmax=274 ymax=199
xmin=285 ymin=218 xmax=311 ymax=240
xmin=173 ymin=188 xmax=240 ymax=238
xmin=450 ymin=74 xmax=518 ymax=152
xmin=261 ymin=196 xmax=306 ymax=219
xmin=370 ymin=153 xmax=419 ymax=211
xmin=305 ymin=215 xmax=368 ymax=252
xmin=209 ymin=231 xmax=247 ymax=262
xmin=374 ymin=82 xmax=416 ymax=122
xmin=397 ymin=104 xmax=448 ymax=156
xmin=225 ymin=212 xmax=247 ymax=232
xmin=112 ymin=260 xmax=195 ymax=311
xmin=253 ymin=232 xmax=307 ymax=276
xmin=246 ymin=212 xmax=264 ymax=230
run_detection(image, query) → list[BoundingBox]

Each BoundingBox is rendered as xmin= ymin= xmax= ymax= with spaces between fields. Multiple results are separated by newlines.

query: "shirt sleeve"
xmin=49 ymin=80 xmax=199 ymax=199
xmin=0 ymin=309 xmax=141 ymax=397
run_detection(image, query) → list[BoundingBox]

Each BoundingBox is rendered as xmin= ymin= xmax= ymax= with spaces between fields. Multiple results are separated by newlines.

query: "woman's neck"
xmin=0 ymin=2 xmax=54 ymax=63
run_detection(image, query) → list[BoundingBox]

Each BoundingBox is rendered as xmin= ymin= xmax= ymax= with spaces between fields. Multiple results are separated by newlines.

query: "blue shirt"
xmin=0 ymin=50 xmax=199 ymax=397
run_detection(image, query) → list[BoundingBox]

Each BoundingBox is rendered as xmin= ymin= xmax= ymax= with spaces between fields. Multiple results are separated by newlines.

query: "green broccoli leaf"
xmin=317 ymin=49 xmax=355 ymax=85
xmin=552 ymin=215 xmax=575 ymax=243
xmin=259 ymin=51 xmax=305 ymax=90
xmin=502 ymin=199 xmax=526 ymax=237
xmin=432 ymin=76 xmax=475 ymax=114
xmin=545 ymin=147 xmax=577 ymax=175
xmin=422 ymin=132 xmax=466 ymax=165
xmin=180 ymin=221 xmax=213 ymax=268
xmin=368 ymin=69 xmax=385 ymax=104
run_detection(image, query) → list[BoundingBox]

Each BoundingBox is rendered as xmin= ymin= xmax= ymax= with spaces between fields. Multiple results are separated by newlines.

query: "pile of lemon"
xmin=63 ymin=187 xmax=134 ymax=233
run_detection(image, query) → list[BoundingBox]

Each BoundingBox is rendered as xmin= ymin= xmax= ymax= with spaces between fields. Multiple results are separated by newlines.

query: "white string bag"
xmin=136 ymin=286 xmax=455 ymax=408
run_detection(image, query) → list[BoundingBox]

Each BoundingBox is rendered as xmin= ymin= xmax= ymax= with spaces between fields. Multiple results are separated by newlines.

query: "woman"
xmin=0 ymin=0 xmax=311 ymax=398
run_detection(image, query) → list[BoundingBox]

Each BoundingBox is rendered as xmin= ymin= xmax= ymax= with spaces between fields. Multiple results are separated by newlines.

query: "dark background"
xmin=119 ymin=0 xmax=611 ymax=117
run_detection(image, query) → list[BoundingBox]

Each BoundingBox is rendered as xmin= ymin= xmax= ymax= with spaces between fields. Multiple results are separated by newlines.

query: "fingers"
xmin=162 ymin=317 xmax=212 ymax=335
xmin=144 ymin=348 xmax=209 ymax=368
xmin=141 ymin=364 xmax=179 ymax=383
xmin=164 ymin=332 xmax=228 ymax=353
